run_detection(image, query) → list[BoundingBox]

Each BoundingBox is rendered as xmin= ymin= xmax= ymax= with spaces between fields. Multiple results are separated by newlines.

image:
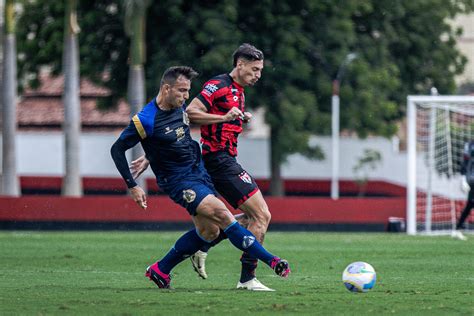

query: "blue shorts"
xmin=159 ymin=162 xmax=216 ymax=216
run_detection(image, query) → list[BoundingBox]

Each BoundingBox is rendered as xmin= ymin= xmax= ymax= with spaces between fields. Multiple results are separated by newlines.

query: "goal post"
xmin=407 ymin=95 xmax=474 ymax=235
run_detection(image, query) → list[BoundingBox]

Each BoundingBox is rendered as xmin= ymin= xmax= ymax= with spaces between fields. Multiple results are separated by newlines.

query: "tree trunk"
xmin=127 ymin=64 xmax=146 ymax=189
xmin=269 ymin=126 xmax=284 ymax=196
xmin=0 ymin=0 xmax=4 ymax=128
xmin=62 ymin=0 xmax=82 ymax=196
xmin=1 ymin=32 xmax=19 ymax=196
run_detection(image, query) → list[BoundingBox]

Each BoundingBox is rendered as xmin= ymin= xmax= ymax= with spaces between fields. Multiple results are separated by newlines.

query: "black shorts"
xmin=203 ymin=151 xmax=259 ymax=209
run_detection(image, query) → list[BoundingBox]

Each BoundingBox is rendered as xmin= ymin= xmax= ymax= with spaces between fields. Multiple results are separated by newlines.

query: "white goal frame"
xmin=407 ymin=95 xmax=474 ymax=235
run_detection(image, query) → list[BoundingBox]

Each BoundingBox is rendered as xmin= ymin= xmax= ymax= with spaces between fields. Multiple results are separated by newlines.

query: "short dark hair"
xmin=160 ymin=66 xmax=199 ymax=86
xmin=232 ymin=43 xmax=264 ymax=67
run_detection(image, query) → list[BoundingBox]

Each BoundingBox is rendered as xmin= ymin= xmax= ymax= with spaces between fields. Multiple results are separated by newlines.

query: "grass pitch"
xmin=0 ymin=231 xmax=472 ymax=315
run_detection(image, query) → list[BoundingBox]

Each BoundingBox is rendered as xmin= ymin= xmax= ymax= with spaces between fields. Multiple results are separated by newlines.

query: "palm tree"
xmin=1 ymin=0 xmax=19 ymax=196
xmin=61 ymin=0 xmax=82 ymax=196
xmin=0 ymin=0 xmax=4 ymax=131
xmin=124 ymin=0 xmax=149 ymax=189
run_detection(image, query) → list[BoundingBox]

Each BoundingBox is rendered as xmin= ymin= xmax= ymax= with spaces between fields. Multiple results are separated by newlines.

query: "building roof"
xmin=18 ymin=72 xmax=130 ymax=131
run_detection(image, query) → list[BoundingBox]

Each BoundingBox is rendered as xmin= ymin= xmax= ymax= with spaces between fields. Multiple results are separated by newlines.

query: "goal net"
xmin=407 ymin=96 xmax=474 ymax=235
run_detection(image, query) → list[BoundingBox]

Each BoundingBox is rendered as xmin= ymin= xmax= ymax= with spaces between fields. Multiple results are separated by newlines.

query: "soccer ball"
xmin=342 ymin=261 xmax=376 ymax=293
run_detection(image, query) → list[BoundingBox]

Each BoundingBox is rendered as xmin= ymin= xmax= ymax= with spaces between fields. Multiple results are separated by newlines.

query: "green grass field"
xmin=0 ymin=231 xmax=472 ymax=315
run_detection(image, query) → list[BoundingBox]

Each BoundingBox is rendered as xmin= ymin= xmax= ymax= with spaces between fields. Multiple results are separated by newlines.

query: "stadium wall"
xmin=8 ymin=132 xmax=406 ymax=185
xmin=0 ymin=196 xmax=406 ymax=232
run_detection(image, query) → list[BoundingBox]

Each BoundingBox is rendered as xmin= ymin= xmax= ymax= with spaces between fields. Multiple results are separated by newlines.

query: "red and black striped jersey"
xmin=196 ymin=74 xmax=245 ymax=157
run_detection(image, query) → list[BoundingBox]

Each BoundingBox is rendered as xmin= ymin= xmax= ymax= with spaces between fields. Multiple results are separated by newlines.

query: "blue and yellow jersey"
xmin=113 ymin=99 xmax=201 ymax=187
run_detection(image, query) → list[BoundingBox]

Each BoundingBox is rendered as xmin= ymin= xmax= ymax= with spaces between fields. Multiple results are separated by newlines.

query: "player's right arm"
xmin=186 ymin=98 xmax=243 ymax=124
xmin=130 ymin=155 xmax=150 ymax=179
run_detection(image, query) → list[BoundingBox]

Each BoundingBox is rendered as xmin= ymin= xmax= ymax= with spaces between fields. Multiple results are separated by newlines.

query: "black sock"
xmin=240 ymin=252 xmax=258 ymax=283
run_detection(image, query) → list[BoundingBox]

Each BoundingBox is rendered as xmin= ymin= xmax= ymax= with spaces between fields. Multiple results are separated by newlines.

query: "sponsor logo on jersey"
xmin=183 ymin=189 xmax=196 ymax=203
xmin=165 ymin=126 xmax=173 ymax=134
xmin=242 ymin=235 xmax=255 ymax=249
xmin=203 ymin=83 xmax=219 ymax=96
xmin=239 ymin=171 xmax=252 ymax=184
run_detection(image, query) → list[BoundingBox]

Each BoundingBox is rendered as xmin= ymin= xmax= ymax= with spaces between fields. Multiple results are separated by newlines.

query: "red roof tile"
xmin=18 ymin=73 xmax=131 ymax=130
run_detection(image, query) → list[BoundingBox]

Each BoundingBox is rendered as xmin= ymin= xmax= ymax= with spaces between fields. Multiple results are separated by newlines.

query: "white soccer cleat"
xmin=190 ymin=250 xmax=208 ymax=279
xmin=236 ymin=278 xmax=275 ymax=292
xmin=451 ymin=230 xmax=467 ymax=241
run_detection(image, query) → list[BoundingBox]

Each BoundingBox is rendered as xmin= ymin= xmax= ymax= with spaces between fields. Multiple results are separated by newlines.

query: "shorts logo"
xmin=239 ymin=171 xmax=252 ymax=184
xmin=183 ymin=189 xmax=196 ymax=203
xmin=242 ymin=235 xmax=255 ymax=249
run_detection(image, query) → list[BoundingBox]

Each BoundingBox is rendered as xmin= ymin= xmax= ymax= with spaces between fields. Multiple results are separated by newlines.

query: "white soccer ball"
xmin=342 ymin=261 xmax=376 ymax=293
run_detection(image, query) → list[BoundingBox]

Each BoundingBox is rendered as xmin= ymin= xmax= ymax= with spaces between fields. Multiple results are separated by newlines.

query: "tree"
xmin=124 ymin=0 xmax=150 ymax=190
xmin=62 ymin=0 xmax=82 ymax=196
xmin=15 ymin=0 xmax=474 ymax=195
xmin=352 ymin=0 xmax=474 ymax=112
xmin=0 ymin=0 xmax=4 ymax=135
xmin=2 ymin=0 xmax=19 ymax=196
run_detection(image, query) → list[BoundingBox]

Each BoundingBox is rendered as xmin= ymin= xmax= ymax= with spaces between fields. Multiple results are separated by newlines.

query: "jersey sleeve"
xmin=196 ymin=79 xmax=228 ymax=111
xmin=111 ymin=121 xmax=141 ymax=188
xmin=131 ymin=102 xmax=157 ymax=139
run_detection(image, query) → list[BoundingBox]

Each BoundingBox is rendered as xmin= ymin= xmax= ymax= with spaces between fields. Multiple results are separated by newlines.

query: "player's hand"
xmin=130 ymin=155 xmax=149 ymax=179
xmin=461 ymin=176 xmax=470 ymax=193
xmin=224 ymin=107 xmax=244 ymax=122
xmin=130 ymin=186 xmax=147 ymax=209
xmin=242 ymin=111 xmax=252 ymax=123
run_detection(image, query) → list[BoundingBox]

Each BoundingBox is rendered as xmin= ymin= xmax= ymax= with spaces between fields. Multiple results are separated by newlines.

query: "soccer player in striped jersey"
xmin=111 ymin=66 xmax=290 ymax=289
xmin=185 ymin=44 xmax=273 ymax=291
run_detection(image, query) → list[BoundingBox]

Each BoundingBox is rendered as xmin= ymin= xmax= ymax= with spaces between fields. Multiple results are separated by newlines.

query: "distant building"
xmin=18 ymin=71 xmax=130 ymax=132
xmin=453 ymin=14 xmax=474 ymax=86
xmin=18 ymin=70 xmax=270 ymax=137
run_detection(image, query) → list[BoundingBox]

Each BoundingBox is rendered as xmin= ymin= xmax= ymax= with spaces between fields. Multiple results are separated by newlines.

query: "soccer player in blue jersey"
xmin=131 ymin=45 xmax=277 ymax=291
xmin=110 ymin=66 xmax=290 ymax=289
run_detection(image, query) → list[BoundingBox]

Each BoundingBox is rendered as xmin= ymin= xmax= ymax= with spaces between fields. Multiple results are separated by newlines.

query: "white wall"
xmin=4 ymin=132 xmax=407 ymax=185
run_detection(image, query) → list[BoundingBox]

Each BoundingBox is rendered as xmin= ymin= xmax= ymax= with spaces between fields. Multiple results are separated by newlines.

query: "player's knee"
xmin=212 ymin=208 xmax=234 ymax=226
xmin=197 ymin=225 xmax=220 ymax=242
xmin=253 ymin=206 xmax=271 ymax=226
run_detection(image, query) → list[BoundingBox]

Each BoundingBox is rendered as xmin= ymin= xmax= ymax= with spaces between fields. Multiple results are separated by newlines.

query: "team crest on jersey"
xmin=239 ymin=171 xmax=252 ymax=184
xmin=175 ymin=127 xmax=185 ymax=141
xmin=242 ymin=235 xmax=255 ymax=249
xmin=183 ymin=112 xmax=190 ymax=125
xmin=183 ymin=189 xmax=196 ymax=203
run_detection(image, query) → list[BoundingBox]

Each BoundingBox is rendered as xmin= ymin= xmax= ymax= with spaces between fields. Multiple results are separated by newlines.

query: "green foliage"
xmin=0 ymin=231 xmax=472 ymax=314
xmin=15 ymin=0 xmax=474 ymax=165
xmin=353 ymin=149 xmax=383 ymax=196
xmin=17 ymin=1 xmax=127 ymax=104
